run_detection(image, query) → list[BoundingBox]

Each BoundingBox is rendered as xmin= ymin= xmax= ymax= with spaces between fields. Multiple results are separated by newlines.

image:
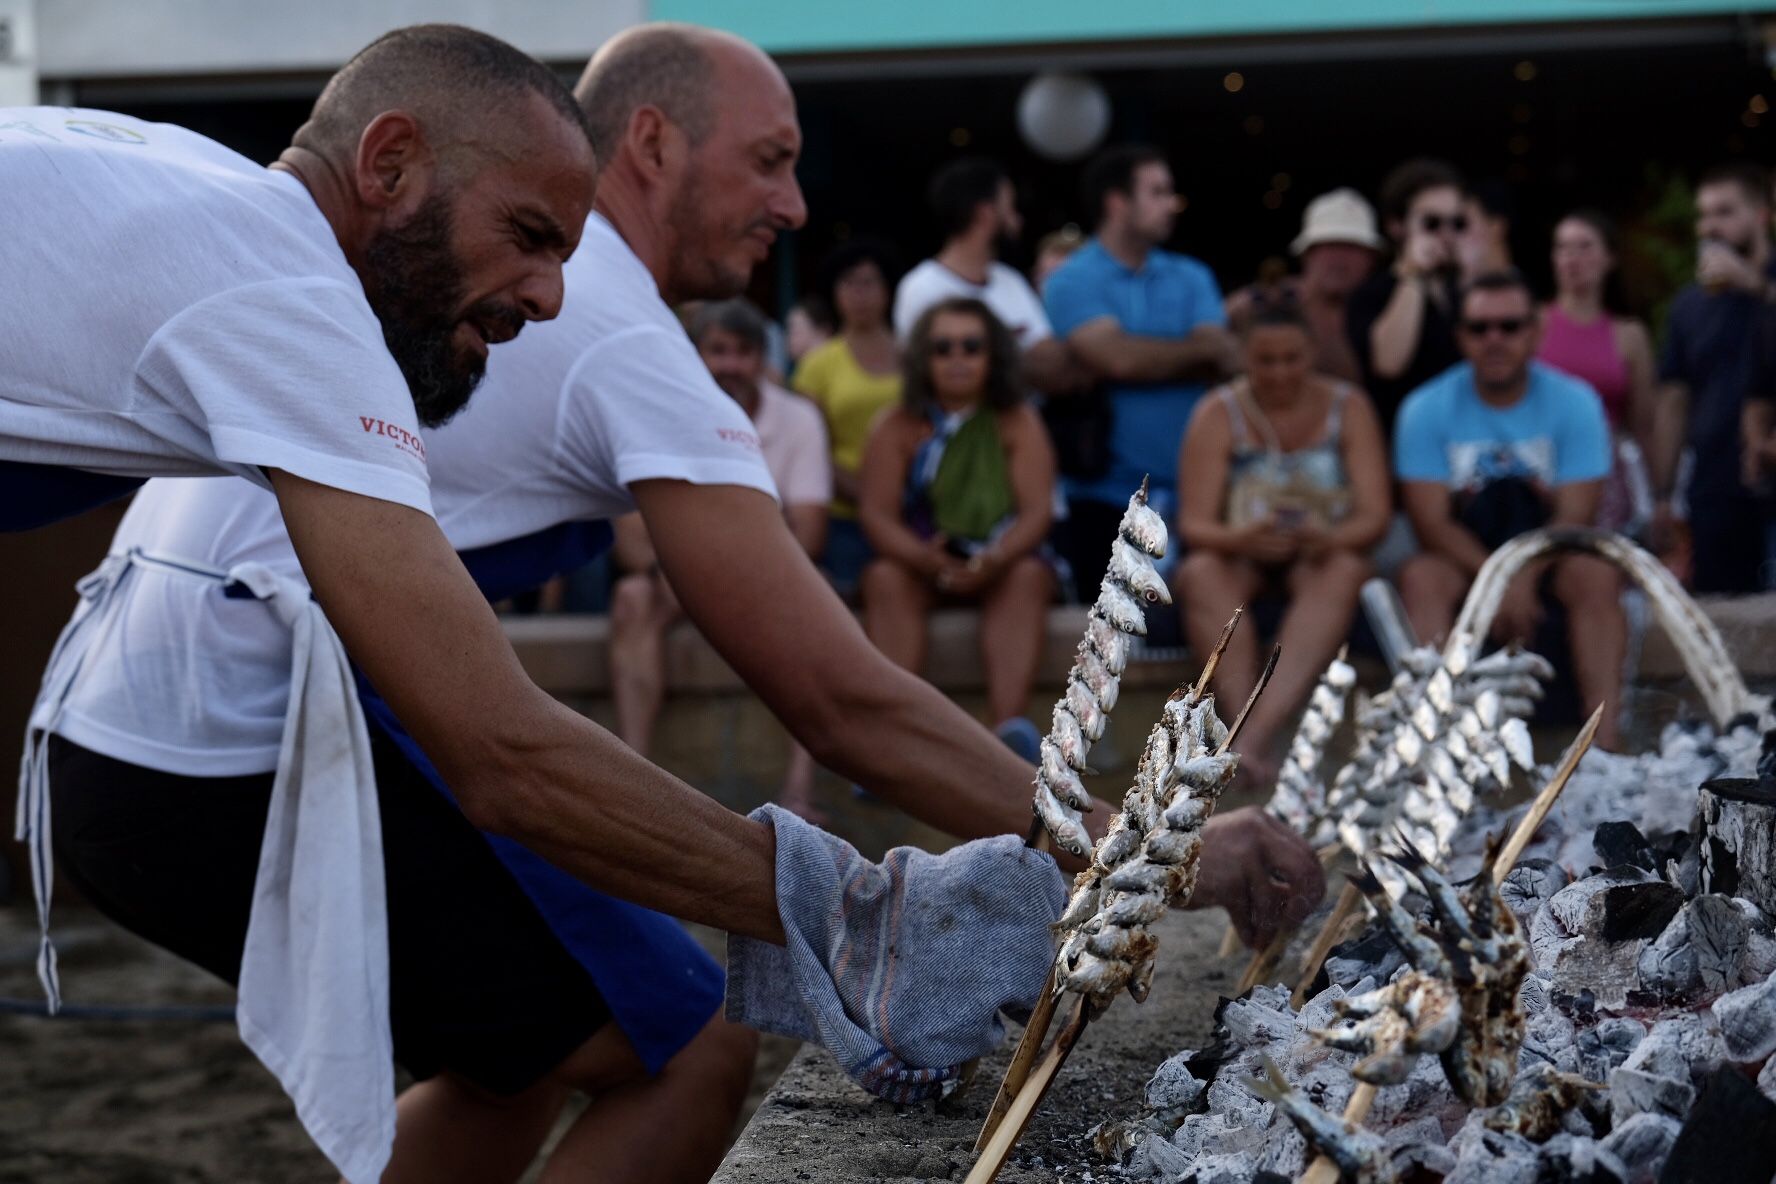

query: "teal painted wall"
xmin=652 ymin=0 xmax=1776 ymax=54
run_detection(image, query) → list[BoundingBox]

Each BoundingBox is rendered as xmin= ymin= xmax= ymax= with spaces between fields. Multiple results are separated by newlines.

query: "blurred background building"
xmin=4 ymin=0 xmax=1775 ymax=310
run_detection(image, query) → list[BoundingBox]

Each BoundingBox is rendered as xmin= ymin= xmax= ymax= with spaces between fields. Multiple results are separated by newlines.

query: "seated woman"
xmin=1174 ymin=302 xmax=1391 ymax=784
xmin=858 ymin=297 xmax=1057 ymax=761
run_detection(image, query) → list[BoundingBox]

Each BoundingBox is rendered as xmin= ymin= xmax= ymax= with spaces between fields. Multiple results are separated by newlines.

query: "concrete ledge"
xmin=502 ymin=594 xmax=1776 ymax=699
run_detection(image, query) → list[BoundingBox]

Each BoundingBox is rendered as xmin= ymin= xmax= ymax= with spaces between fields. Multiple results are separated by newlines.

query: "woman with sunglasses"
xmin=1537 ymin=210 xmax=1657 ymax=536
xmin=1174 ymin=301 xmax=1391 ymax=785
xmin=857 ymin=297 xmax=1058 ymax=760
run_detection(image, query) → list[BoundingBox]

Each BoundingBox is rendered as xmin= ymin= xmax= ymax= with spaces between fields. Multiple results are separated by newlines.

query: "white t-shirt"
xmin=892 ymin=258 xmax=1054 ymax=347
xmin=0 ymin=107 xmax=431 ymax=514
xmin=754 ymin=382 xmax=832 ymax=508
xmin=55 ymin=213 xmax=778 ymax=776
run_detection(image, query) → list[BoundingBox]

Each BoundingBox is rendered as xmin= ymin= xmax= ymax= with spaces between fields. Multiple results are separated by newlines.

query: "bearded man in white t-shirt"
xmin=893 ymin=156 xmax=1083 ymax=394
xmin=35 ymin=23 xmax=1328 ymax=1184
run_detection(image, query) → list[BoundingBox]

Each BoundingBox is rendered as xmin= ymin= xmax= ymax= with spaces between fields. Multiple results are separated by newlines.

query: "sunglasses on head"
xmin=1419 ymin=213 xmax=1470 ymax=234
xmin=1460 ymin=316 xmax=1529 ymax=337
xmin=931 ymin=336 xmax=986 ymax=358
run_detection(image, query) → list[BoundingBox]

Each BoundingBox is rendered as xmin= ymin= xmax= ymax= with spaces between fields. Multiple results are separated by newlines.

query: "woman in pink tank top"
xmin=1539 ymin=210 xmax=1657 ymax=533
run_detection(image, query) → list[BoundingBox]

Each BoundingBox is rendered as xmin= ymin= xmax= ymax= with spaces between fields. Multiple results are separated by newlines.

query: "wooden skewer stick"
xmin=1492 ymin=703 xmax=1602 ymax=884
xmin=1216 ymin=925 xmax=1244 ymax=959
xmin=1289 ymin=879 xmax=1364 ymax=1009
xmin=1192 ymin=607 xmax=1245 ymax=701
xmin=965 ymin=995 xmax=1091 ymax=1184
xmin=977 ymin=608 xmax=1254 ymax=1173
xmin=1296 ymin=1082 xmax=1379 ymax=1184
xmin=1217 ymin=645 xmax=1281 ymax=756
xmin=1236 ymin=925 xmax=1293 ymax=995
xmin=1295 ymin=707 xmax=1601 ymax=1184
xmin=973 ymin=967 xmax=1061 ymax=1153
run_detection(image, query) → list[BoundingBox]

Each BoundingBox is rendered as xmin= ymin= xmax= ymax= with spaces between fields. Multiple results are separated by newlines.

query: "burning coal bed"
xmin=1096 ymin=716 xmax=1776 ymax=1184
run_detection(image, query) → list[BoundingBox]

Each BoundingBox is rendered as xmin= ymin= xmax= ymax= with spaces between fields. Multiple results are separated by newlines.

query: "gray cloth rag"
xmin=726 ymin=804 xmax=1067 ymax=1102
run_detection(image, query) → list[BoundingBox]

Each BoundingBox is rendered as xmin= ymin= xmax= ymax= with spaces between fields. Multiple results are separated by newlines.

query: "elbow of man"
xmin=435 ymin=716 xmax=563 ymax=840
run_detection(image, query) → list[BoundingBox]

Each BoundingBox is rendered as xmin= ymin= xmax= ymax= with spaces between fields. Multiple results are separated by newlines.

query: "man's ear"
xmin=625 ymin=105 xmax=682 ymax=182
xmin=354 ymin=110 xmax=434 ymax=214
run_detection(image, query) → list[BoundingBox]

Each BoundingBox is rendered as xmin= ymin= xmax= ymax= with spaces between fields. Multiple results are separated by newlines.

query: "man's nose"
xmin=775 ymin=176 xmax=809 ymax=231
xmin=514 ymin=260 xmax=567 ymax=323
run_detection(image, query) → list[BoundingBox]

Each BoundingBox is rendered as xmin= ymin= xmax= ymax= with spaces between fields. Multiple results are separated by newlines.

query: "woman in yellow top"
xmin=794 ymin=238 xmax=903 ymax=595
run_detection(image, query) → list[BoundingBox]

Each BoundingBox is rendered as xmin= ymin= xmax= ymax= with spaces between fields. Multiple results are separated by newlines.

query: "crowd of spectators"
xmin=595 ymin=147 xmax=1776 ymax=791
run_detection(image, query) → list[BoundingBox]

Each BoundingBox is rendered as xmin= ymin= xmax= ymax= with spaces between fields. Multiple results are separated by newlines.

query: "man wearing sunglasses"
xmin=1393 ymin=270 xmax=1623 ymax=751
xmin=1346 ymin=158 xmax=1470 ymax=431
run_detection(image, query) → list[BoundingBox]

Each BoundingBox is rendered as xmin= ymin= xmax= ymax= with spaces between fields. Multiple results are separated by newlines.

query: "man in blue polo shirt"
xmin=1394 ymin=269 xmax=1623 ymax=749
xmin=1044 ymin=144 xmax=1236 ymax=594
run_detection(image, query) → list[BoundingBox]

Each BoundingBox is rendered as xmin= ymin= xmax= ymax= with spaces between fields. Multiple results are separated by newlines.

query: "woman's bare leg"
xmin=860 ymin=558 xmax=934 ymax=674
xmin=1235 ymin=549 xmax=1370 ymax=764
xmin=978 ymin=555 xmax=1056 ymax=725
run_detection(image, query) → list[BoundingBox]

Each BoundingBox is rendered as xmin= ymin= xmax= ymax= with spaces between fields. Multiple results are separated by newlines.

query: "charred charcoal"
xmin=1636 ymin=895 xmax=1751 ymax=1000
xmin=1572 ymin=1018 xmax=1646 ymax=1083
xmin=1655 ymin=1066 xmax=1776 ymax=1184
xmin=1594 ymin=822 xmax=1658 ymax=873
xmin=1607 ymin=1067 xmax=1694 ymax=1126
xmin=1600 ymin=881 xmax=1686 ymax=943
xmin=1599 ymin=1113 xmax=1680 ymax=1184
xmin=1536 ymin=1133 xmax=1627 ymax=1184
xmin=1502 ymin=859 xmax=1572 ymax=923
xmin=1619 ymin=1014 xmax=1726 ymax=1089
xmin=1322 ymin=925 xmax=1407 ymax=991
xmin=1698 ymin=777 xmax=1776 ymax=918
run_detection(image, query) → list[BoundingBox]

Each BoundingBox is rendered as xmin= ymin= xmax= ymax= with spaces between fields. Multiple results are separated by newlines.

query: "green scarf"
xmin=929 ymin=409 xmax=1015 ymax=542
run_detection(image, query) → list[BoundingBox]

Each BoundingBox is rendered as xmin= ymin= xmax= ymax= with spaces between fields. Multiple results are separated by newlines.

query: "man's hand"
xmin=1697 ymin=240 xmax=1765 ymax=295
xmin=1188 ymin=808 xmax=1326 ymax=948
xmin=1491 ymin=570 xmax=1542 ymax=644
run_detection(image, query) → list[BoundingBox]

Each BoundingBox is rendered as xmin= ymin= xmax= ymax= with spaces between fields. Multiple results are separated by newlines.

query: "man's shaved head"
xmin=299 ymin=23 xmax=593 ymax=171
xmin=573 ymin=23 xmax=803 ymax=302
xmin=574 ymin=23 xmax=740 ymax=165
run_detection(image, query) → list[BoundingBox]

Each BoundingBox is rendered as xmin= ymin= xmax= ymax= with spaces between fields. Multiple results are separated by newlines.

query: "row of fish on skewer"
xmin=1029 ymin=481 xmax=1250 ymax=1014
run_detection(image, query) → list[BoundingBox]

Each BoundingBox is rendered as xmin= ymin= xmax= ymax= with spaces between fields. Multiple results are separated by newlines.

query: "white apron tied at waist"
xmin=17 ymin=547 xmax=396 ymax=1184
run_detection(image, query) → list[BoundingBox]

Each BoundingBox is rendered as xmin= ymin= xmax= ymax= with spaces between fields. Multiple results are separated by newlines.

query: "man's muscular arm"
xmin=268 ymin=470 xmax=784 ymax=942
xmin=636 ymin=478 xmax=1325 ymax=936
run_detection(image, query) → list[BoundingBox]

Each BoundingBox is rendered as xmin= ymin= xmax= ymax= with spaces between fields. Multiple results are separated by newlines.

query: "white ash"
xmin=1536 ymin=1132 xmax=1629 ymax=1184
xmin=1618 ymin=1013 xmax=1725 ymax=1088
xmin=1598 ymin=1113 xmax=1680 ymax=1184
xmin=1635 ymin=894 xmax=1751 ymax=1000
xmin=1710 ymin=965 xmax=1776 ymax=1063
xmin=1607 ymin=1066 xmax=1695 ymax=1126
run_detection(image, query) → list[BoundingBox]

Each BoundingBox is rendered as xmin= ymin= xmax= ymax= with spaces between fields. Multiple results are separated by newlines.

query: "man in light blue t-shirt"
xmin=1394 ymin=269 xmax=1623 ymax=748
xmin=1043 ymin=144 xmax=1236 ymax=594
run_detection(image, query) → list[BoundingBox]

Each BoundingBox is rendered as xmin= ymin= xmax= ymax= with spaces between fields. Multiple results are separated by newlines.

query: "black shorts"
xmin=46 ymin=731 xmax=613 ymax=1096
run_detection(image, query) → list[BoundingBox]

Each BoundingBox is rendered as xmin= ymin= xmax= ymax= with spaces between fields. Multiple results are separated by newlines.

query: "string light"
xmin=1271 ymin=172 xmax=1292 ymax=191
xmin=1223 ymin=71 xmax=1245 ymax=93
xmin=949 ymin=126 xmax=971 ymax=147
xmin=1753 ymin=95 xmax=1770 ymax=114
xmin=1514 ymin=60 xmax=1537 ymax=82
xmin=1243 ymin=114 xmax=1265 ymax=135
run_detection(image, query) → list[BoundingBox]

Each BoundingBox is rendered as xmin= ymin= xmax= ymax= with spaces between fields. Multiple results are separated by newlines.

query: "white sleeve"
xmin=135 ymin=278 xmax=432 ymax=514
xmin=560 ymin=324 xmax=780 ymax=501
xmin=893 ymin=267 xmax=935 ymax=341
xmin=1001 ymin=268 xmax=1054 ymax=346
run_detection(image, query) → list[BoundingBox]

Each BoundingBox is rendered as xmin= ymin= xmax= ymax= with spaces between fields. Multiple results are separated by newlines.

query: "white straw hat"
xmin=1291 ymin=188 xmax=1385 ymax=254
